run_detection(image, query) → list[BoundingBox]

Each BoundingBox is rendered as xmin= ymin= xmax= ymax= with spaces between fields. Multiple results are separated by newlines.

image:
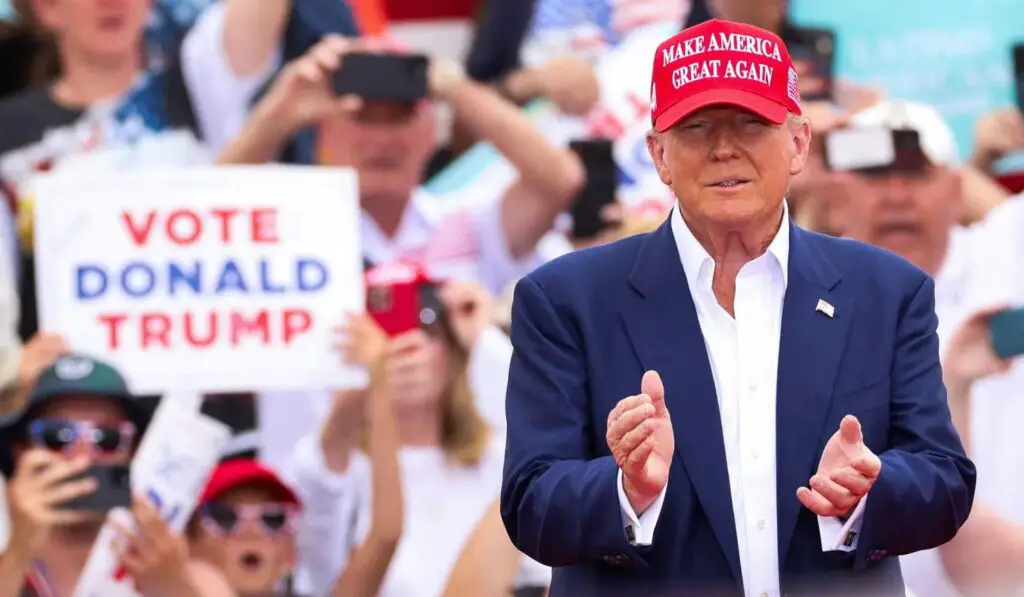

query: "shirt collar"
xmin=670 ymin=202 xmax=791 ymax=290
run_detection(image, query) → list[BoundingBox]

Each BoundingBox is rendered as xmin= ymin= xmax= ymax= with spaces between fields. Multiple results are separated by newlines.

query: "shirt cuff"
xmin=616 ymin=468 xmax=667 ymax=546
xmin=818 ymin=495 xmax=868 ymax=552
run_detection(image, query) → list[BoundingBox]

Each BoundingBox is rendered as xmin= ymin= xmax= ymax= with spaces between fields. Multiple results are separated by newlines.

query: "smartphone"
xmin=785 ymin=27 xmax=836 ymax=103
xmin=332 ymin=52 xmax=429 ymax=102
xmin=568 ymin=139 xmax=618 ymax=240
xmin=365 ymin=264 xmax=447 ymax=337
xmin=989 ymin=307 xmax=1024 ymax=359
xmin=824 ymin=128 xmax=925 ymax=173
xmin=61 ymin=464 xmax=132 ymax=512
xmin=1013 ymin=44 xmax=1024 ymax=113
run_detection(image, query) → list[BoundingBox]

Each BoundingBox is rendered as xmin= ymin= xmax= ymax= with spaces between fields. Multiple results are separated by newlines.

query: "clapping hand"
xmin=606 ymin=371 xmax=674 ymax=515
xmin=797 ymin=415 xmax=882 ymax=518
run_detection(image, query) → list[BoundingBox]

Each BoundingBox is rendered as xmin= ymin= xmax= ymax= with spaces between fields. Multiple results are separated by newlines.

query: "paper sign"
xmin=73 ymin=399 xmax=232 ymax=597
xmin=32 ymin=166 xmax=368 ymax=394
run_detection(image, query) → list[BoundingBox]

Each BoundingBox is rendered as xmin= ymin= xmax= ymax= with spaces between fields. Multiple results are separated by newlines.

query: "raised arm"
xmin=329 ymin=315 xmax=404 ymax=597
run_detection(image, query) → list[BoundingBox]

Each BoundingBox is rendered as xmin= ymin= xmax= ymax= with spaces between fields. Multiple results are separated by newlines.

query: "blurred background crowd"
xmin=2 ymin=0 xmax=1024 ymax=595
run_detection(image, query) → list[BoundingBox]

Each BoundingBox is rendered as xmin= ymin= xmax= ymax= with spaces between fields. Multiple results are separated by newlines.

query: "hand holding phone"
xmin=5 ymin=451 xmax=100 ymax=555
xmin=365 ymin=262 xmax=447 ymax=337
xmin=333 ymin=52 xmax=430 ymax=102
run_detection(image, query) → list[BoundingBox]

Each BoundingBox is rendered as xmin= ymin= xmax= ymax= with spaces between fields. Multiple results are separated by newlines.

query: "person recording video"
xmin=0 ymin=354 xmax=231 ymax=597
xmin=218 ymin=35 xmax=583 ymax=297
xmin=288 ymin=272 xmax=547 ymax=597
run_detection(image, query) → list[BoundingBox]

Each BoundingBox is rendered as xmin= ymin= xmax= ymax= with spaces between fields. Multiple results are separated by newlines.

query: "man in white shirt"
xmin=500 ymin=19 xmax=975 ymax=597
xmin=831 ymin=101 xmax=1024 ymax=596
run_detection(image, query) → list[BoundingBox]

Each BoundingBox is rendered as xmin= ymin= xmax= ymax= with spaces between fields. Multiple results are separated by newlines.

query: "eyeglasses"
xmin=199 ymin=502 xmax=300 ymax=536
xmin=27 ymin=419 xmax=136 ymax=455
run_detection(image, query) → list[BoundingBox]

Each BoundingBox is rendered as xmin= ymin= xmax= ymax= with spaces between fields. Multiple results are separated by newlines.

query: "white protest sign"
xmin=32 ymin=166 xmax=368 ymax=395
xmin=425 ymin=20 xmax=679 ymax=213
xmin=73 ymin=399 xmax=231 ymax=597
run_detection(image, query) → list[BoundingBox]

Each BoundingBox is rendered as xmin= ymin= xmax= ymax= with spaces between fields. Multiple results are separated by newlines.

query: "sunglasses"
xmin=27 ymin=419 xmax=136 ymax=455
xmin=199 ymin=502 xmax=299 ymax=536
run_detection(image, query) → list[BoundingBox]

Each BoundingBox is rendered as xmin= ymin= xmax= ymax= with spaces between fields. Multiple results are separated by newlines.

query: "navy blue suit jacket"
xmin=500 ymin=218 xmax=976 ymax=597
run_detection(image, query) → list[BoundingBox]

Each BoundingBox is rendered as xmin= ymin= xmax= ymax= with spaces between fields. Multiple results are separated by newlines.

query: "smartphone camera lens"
xmin=420 ymin=307 xmax=437 ymax=326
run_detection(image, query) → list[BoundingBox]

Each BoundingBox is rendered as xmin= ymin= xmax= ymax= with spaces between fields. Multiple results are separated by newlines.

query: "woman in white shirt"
xmin=288 ymin=278 xmax=547 ymax=597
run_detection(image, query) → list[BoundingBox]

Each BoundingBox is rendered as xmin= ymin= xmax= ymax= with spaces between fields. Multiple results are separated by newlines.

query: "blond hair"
xmin=361 ymin=322 xmax=491 ymax=467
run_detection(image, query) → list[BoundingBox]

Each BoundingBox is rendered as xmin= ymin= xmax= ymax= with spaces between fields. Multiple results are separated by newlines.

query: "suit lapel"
xmin=621 ymin=220 xmax=742 ymax=584
xmin=775 ymin=225 xmax=853 ymax=563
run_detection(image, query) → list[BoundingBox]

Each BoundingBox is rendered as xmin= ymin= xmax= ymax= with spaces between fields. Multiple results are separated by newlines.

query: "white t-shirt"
xmin=287 ymin=432 xmax=550 ymax=597
xmin=360 ymin=188 xmax=552 ymax=296
xmin=900 ymin=197 xmax=1024 ymax=597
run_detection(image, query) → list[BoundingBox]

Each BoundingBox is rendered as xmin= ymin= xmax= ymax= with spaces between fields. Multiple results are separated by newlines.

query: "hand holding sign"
xmin=111 ymin=495 xmax=196 ymax=597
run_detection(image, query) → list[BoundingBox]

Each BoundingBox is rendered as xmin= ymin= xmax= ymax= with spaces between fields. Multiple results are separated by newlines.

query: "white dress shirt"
xmin=615 ymin=207 xmax=865 ymax=597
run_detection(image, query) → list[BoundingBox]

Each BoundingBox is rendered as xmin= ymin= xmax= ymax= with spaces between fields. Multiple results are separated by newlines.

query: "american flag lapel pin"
xmin=815 ymin=299 xmax=835 ymax=319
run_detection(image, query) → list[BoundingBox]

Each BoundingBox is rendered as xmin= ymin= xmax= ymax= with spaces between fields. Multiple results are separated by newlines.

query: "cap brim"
xmin=654 ymin=89 xmax=788 ymax=132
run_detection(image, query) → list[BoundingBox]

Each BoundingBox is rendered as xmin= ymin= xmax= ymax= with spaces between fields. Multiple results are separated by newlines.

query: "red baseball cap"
xmin=650 ymin=19 xmax=802 ymax=132
xmin=198 ymin=459 xmax=301 ymax=507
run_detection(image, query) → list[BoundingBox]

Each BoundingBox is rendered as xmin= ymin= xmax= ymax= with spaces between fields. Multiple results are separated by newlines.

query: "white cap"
xmin=849 ymin=100 xmax=959 ymax=166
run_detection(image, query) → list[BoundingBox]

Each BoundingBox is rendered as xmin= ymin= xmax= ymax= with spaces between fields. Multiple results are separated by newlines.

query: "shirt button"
xmin=761 ymin=592 xmax=769 ymax=597
xmin=748 ymin=382 xmax=758 ymax=393
xmin=752 ymin=450 xmax=760 ymax=460
xmin=757 ymin=519 xmax=766 ymax=531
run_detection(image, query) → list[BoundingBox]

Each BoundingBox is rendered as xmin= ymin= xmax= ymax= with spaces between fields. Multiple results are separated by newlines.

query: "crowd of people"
xmin=0 ymin=0 xmax=1023 ymax=595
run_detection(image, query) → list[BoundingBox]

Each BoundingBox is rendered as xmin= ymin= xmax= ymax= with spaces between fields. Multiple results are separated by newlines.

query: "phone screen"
xmin=989 ymin=307 xmax=1024 ymax=359
xmin=332 ymin=53 xmax=429 ymax=102
xmin=568 ymin=139 xmax=618 ymax=240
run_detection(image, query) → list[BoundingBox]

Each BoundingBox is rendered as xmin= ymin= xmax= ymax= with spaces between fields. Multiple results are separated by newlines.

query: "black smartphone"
xmin=784 ymin=26 xmax=836 ymax=103
xmin=1013 ymin=44 xmax=1024 ymax=113
xmin=61 ymin=464 xmax=132 ymax=512
xmin=989 ymin=307 xmax=1024 ymax=359
xmin=332 ymin=52 xmax=429 ymax=102
xmin=569 ymin=139 xmax=618 ymax=240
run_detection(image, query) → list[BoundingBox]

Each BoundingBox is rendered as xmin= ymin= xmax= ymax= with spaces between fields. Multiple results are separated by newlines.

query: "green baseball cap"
xmin=0 ymin=353 xmax=147 ymax=476
xmin=27 ymin=353 xmax=132 ymax=405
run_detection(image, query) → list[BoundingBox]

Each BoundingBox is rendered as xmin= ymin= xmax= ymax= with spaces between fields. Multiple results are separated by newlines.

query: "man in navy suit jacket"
xmin=500 ymin=19 xmax=975 ymax=597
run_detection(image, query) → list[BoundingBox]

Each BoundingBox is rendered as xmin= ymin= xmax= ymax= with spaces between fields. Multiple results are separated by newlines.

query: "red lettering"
xmin=209 ymin=208 xmax=240 ymax=243
xmin=183 ymin=311 xmax=217 ymax=347
xmin=165 ymin=209 xmax=202 ymax=245
xmin=141 ymin=313 xmax=172 ymax=347
xmin=121 ymin=211 xmax=157 ymax=246
xmin=585 ymin=107 xmax=626 ymax=140
xmin=251 ymin=208 xmax=279 ymax=243
xmin=98 ymin=313 xmax=128 ymax=349
xmin=282 ymin=309 xmax=312 ymax=344
xmin=230 ymin=310 xmax=270 ymax=344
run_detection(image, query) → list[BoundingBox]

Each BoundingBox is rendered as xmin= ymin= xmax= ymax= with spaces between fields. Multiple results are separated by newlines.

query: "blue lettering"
xmin=214 ymin=260 xmax=248 ymax=294
xmin=121 ymin=262 xmax=155 ymax=298
xmin=259 ymin=259 xmax=285 ymax=294
xmin=75 ymin=265 xmax=108 ymax=300
xmin=168 ymin=261 xmax=202 ymax=295
xmin=296 ymin=258 xmax=328 ymax=292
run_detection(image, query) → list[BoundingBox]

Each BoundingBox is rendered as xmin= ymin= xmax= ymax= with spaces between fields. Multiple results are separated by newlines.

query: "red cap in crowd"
xmin=199 ymin=459 xmax=301 ymax=507
xmin=650 ymin=19 xmax=802 ymax=132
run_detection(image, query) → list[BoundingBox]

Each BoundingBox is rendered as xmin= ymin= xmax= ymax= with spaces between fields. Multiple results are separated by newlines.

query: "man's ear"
xmin=646 ymin=131 xmax=672 ymax=186
xmin=789 ymin=118 xmax=812 ymax=176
